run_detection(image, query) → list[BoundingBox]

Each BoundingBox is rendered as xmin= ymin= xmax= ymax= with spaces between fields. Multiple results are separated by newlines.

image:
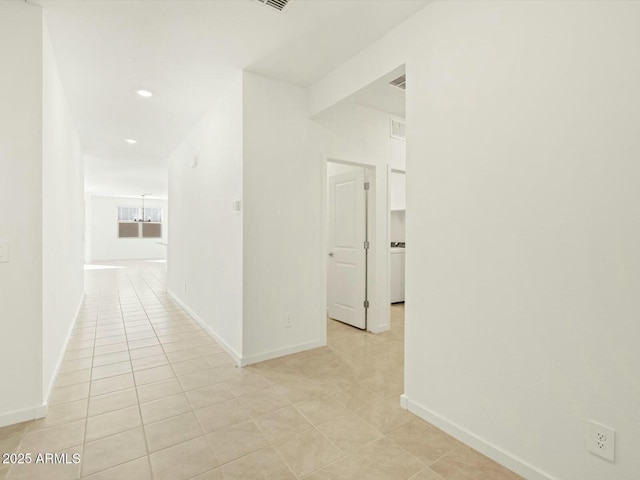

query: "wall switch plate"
xmin=284 ymin=312 xmax=292 ymax=328
xmin=0 ymin=241 xmax=8 ymax=263
xmin=588 ymin=420 xmax=615 ymax=462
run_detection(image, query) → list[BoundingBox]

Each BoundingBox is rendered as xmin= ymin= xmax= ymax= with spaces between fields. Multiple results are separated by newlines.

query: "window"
xmin=118 ymin=207 xmax=163 ymax=223
xmin=117 ymin=206 xmax=163 ymax=238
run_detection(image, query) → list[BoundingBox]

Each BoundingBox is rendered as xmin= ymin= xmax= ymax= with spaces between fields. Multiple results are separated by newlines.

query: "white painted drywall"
xmin=242 ymin=71 xmax=324 ymax=361
xmin=311 ymin=2 xmax=640 ymax=479
xmin=168 ymin=72 xmax=404 ymax=363
xmin=242 ymin=74 xmax=406 ymax=359
xmin=308 ymin=21 xmax=412 ymax=118
xmin=0 ymin=2 xmax=44 ymax=426
xmin=389 ymin=171 xmax=406 ymax=211
xmin=84 ymin=193 xmax=92 ymax=263
xmin=327 ymin=162 xmax=361 ymax=177
xmin=390 ymin=211 xmax=405 ymax=243
xmin=390 ymin=171 xmax=406 ymax=241
xmin=316 ymin=103 xmax=406 ymax=171
xmin=87 ymin=195 xmax=168 ymax=262
xmin=168 ymin=74 xmax=244 ymax=359
xmin=407 ymin=3 xmax=640 ymax=478
xmin=42 ymin=21 xmax=85 ymax=401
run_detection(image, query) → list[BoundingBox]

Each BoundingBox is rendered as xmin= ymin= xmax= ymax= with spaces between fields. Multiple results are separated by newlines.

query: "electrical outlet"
xmin=284 ymin=312 xmax=293 ymax=328
xmin=588 ymin=420 xmax=615 ymax=462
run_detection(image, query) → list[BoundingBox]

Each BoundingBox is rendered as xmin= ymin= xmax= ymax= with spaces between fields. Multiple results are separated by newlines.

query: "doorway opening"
xmin=326 ymin=161 xmax=371 ymax=330
xmin=321 ymin=158 xmax=387 ymax=336
xmin=316 ymin=64 xmax=406 ymax=387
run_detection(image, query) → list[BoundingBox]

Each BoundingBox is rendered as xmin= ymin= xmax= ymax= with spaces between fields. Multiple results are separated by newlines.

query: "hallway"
xmin=0 ymin=262 xmax=520 ymax=480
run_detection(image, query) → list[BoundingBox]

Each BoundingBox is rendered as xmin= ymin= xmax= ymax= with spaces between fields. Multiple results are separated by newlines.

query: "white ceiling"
xmin=36 ymin=0 xmax=427 ymax=196
xmin=350 ymin=66 xmax=406 ymax=117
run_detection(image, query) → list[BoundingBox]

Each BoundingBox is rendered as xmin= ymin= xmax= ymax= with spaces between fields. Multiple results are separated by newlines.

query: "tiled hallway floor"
xmin=0 ymin=261 xmax=521 ymax=480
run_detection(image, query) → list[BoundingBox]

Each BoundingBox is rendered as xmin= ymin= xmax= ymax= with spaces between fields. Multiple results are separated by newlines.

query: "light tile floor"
xmin=0 ymin=261 xmax=522 ymax=480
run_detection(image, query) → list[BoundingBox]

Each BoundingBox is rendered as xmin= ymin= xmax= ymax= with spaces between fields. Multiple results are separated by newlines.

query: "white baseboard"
xmin=166 ymin=289 xmax=243 ymax=366
xmin=1 ymin=292 xmax=84 ymax=429
xmin=0 ymin=404 xmax=47 ymax=428
xmin=44 ymin=293 xmax=85 ymax=405
xmin=370 ymin=323 xmax=390 ymax=334
xmin=166 ymin=290 xmax=324 ymax=367
xmin=405 ymin=396 xmax=557 ymax=480
xmin=241 ymin=339 xmax=325 ymax=366
xmin=399 ymin=393 xmax=409 ymax=409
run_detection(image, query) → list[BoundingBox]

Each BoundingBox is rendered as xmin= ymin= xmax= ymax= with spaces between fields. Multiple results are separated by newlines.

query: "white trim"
xmin=1 ymin=292 xmax=83 ymax=429
xmin=0 ymin=405 xmax=47 ymax=428
xmin=167 ymin=289 xmax=243 ymax=367
xmin=399 ymin=393 xmax=409 ymax=409
xmin=319 ymin=154 xmax=329 ymax=346
xmin=369 ymin=323 xmax=389 ymax=334
xmin=86 ymin=192 xmax=169 ymax=201
xmin=404 ymin=396 xmax=557 ymax=480
xmin=44 ymin=293 xmax=85 ymax=405
xmin=241 ymin=340 xmax=325 ymax=366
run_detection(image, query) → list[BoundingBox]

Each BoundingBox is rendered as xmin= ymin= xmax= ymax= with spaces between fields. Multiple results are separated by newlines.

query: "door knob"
xmin=328 ymin=251 xmax=334 ymax=257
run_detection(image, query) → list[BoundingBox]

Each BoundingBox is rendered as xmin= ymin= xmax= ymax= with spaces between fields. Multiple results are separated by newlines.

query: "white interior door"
xmin=328 ymin=169 xmax=367 ymax=329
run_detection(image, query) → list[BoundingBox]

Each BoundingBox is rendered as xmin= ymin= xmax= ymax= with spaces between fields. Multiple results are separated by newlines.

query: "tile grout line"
xmin=77 ymin=291 xmax=100 ymax=479
xmin=8 ymin=299 xmax=97 ymax=480
xmin=75 ymin=267 xmax=156 ymax=478
xmin=123 ymin=263 xmax=240 ymax=474
xmin=133 ymin=265 xmax=215 ymax=469
xmin=137 ymin=263 xmax=300 ymax=478
xmin=119 ymin=265 xmax=157 ymax=480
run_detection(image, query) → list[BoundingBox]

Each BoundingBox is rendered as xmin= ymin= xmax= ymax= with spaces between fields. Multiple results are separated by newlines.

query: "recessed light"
xmin=125 ymin=139 xmax=137 ymax=144
xmin=136 ymin=89 xmax=153 ymax=98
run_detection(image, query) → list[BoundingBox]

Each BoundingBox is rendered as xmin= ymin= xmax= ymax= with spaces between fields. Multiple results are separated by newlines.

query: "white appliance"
xmin=390 ymin=246 xmax=405 ymax=303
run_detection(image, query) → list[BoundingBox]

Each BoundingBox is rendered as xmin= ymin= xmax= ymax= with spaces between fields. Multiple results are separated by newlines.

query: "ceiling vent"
xmin=390 ymin=119 xmax=406 ymax=141
xmin=388 ymin=74 xmax=406 ymax=90
xmin=255 ymin=0 xmax=290 ymax=12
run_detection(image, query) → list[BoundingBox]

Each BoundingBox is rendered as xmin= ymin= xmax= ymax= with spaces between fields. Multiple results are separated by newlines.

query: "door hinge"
xmin=363 ymin=300 xmax=370 ymax=309
xmin=364 ymin=241 xmax=370 ymax=250
xmin=364 ymin=182 xmax=370 ymax=190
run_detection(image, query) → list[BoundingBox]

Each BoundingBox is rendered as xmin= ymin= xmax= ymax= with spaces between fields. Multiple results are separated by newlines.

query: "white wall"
xmin=311 ymin=2 xmax=640 ymax=479
xmin=42 ymin=21 xmax=85 ymax=400
xmin=406 ymin=3 xmax=640 ymax=478
xmin=0 ymin=5 xmax=86 ymax=426
xmin=390 ymin=171 xmax=406 ymax=242
xmin=242 ymin=72 xmax=324 ymax=362
xmin=168 ymin=72 xmax=404 ymax=364
xmin=327 ymin=162 xmax=361 ymax=177
xmin=389 ymin=170 xmax=406 ymax=211
xmin=315 ymin=103 xmax=405 ymax=171
xmin=87 ymin=195 xmax=168 ymax=262
xmin=168 ymin=74 xmax=244 ymax=360
xmin=242 ymin=74 xmax=407 ymax=360
xmin=0 ymin=1 xmax=44 ymax=426
xmin=390 ymin=211 xmax=405 ymax=243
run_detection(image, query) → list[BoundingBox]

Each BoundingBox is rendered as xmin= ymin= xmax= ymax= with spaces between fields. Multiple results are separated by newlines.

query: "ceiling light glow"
xmin=136 ymin=89 xmax=153 ymax=98
xmin=125 ymin=139 xmax=137 ymax=144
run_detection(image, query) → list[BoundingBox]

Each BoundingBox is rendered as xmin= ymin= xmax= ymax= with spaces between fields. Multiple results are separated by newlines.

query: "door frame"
xmin=320 ymin=154 xmax=390 ymax=338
